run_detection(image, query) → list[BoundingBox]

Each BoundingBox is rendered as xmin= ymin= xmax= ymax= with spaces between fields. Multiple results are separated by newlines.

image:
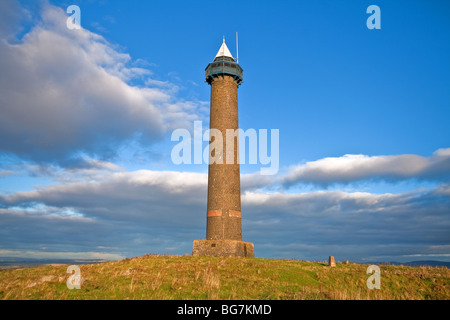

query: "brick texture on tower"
xmin=192 ymin=39 xmax=254 ymax=257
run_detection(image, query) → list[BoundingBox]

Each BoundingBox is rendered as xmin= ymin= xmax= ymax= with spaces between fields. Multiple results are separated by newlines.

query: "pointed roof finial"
xmin=215 ymin=37 xmax=234 ymax=60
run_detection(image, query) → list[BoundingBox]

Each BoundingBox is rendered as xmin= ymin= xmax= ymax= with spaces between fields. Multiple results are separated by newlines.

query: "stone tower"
xmin=192 ymin=38 xmax=254 ymax=257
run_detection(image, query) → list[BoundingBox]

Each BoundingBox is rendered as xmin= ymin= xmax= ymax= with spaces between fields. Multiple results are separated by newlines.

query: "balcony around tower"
xmin=205 ymin=56 xmax=243 ymax=85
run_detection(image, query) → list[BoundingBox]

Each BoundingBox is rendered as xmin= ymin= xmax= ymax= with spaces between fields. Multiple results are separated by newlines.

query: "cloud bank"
xmin=283 ymin=148 xmax=450 ymax=186
xmin=0 ymin=1 xmax=202 ymax=167
xmin=1 ymin=169 xmax=449 ymax=261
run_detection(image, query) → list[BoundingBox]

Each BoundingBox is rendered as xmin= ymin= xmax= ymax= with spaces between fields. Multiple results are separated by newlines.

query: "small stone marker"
xmin=343 ymin=260 xmax=350 ymax=264
xmin=329 ymin=256 xmax=336 ymax=267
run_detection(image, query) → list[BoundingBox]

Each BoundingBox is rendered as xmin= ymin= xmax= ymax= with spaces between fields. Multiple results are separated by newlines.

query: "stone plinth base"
xmin=192 ymin=240 xmax=254 ymax=257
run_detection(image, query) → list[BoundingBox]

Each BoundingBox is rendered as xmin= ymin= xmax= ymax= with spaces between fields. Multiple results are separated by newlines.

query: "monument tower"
xmin=192 ymin=38 xmax=254 ymax=257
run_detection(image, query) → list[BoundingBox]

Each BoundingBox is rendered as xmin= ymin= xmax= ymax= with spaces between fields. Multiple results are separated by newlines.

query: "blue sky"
xmin=0 ymin=0 xmax=449 ymax=263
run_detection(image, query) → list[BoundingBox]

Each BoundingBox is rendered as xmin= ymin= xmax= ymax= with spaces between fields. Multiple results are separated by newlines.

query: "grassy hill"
xmin=0 ymin=254 xmax=449 ymax=300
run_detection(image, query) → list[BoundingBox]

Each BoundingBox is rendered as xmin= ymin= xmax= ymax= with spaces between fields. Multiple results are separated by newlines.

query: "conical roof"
xmin=215 ymin=38 xmax=234 ymax=60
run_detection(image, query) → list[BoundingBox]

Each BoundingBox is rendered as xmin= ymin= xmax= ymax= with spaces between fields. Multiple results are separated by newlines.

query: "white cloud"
xmin=283 ymin=148 xmax=450 ymax=186
xmin=0 ymin=249 xmax=123 ymax=260
xmin=0 ymin=1 xmax=204 ymax=166
xmin=434 ymin=184 xmax=450 ymax=196
xmin=0 ymin=170 xmax=18 ymax=177
xmin=1 ymin=170 xmax=208 ymax=225
xmin=0 ymin=168 xmax=449 ymax=261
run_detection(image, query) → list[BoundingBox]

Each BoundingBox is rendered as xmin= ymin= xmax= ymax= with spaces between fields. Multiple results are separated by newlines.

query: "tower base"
xmin=192 ymin=240 xmax=254 ymax=258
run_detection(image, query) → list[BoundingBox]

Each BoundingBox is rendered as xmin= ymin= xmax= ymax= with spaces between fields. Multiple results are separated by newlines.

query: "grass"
xmin=0 ymin=254 xmax=449 ymax=300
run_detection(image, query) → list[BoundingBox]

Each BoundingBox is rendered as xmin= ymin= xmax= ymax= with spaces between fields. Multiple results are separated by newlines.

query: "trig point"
xmin=192 ymin=38 xmax=254 ymax=257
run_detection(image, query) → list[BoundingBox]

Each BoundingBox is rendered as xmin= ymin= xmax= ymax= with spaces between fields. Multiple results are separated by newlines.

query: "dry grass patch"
xmin=0 ymin=256 xmax=449 ymax=300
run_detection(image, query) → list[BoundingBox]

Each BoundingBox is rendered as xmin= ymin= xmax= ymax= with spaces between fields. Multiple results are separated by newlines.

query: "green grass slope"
xmin=0 ymin=254 xmax=449 ymax=300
